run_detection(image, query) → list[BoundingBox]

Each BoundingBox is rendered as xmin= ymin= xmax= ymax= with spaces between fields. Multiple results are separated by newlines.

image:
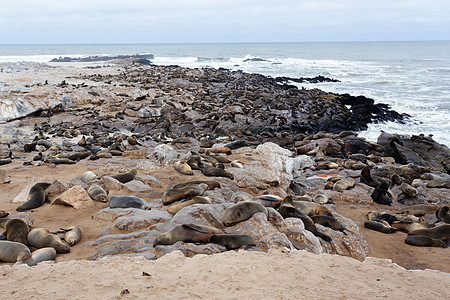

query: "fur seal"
xmin=198 ymin=147 xmax=231 ymax=155
xmin=408 ymin=224 xmax=450 ymax=239
xmin=17 ymin=182 xmax=52 ymax=211
xmin=0 ymin=210 xmax=8 ymax=218
xmin=364 ymin=220 xmax=396 ymax=233
xmin=398 ymin=204 xmax=437 ymax=217
xmin=28 ymin=228 xmax=70 ymax=254
xmin=399 ymin=182 xmax=418 ymax=197
xmin=167 ymin=196 xmax=213 ymax=215
xmin=405 ymin=235 xmax=447 ymax=247
xmin=231 ymin=191 xmax=253 ymax=203
xmin=153 ymin=224 xmax=221 ymax=246
xmin=313 ymin=194 xmax=334 ymax=205
xmin=172 ymin=180 xmax=221 ymax=190
xmin=208 ymin=234 xmax=256 ymax=250
xmin=162 ymin=183 xmax=209 ymax=205
xmin=213 ymin=156 xmax=231 ymax=164
xmin=222 ymin=201 xmax=268 ymax=226
xmin=0 ymin=241 xmax=31 ymax=262
xmin=332 ymin=178 xmax=355 ymax=192
xmin=201 ymin=166 xmax=234 ymax=180
xmin=16 ymin=247 xmax=56 ymax=266
xmin=4 ymin=219 xmax=29 ymax=245
xmin=248 ymin=195 xmax=282 ymax=208
xmin=391 ymin=219 xmax=432 ymax=232
xmin=436 ymin=205 xmax=450 ymax=223
xmin=230 ymin=160 xmax=244 ymax=168
xmin=81 ymin=171 xmax=97 ymax=183
xmin=60 ymin=226 xmax=82 ymax=246
xmin=360 ymin=166 xmax=380 ymax=187
xmin=87 ymin=184 xmax=108 ymax=202
xmin=278 ymin=204 xmax=332 ymax=242
xmin=186 ymin=155 xmax=206 ymax=170
xmin=311 ymin=215 xmax=347 ymax=234
xmin=282 ymin=196 xmax=334 ymax=217
xmin=110 ymin=169 xmax=137 ymax=183
xmin=174 ymin=161 xmax=193 ymax=175
xmin=109 ymin=196 xmax=151 ymax=210
xmin=371 ymin=181 xmax=392 ymax=205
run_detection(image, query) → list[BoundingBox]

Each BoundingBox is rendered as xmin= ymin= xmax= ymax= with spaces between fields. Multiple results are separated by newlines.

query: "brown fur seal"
xmin=109 ymin=196 xmax=151 ymax=210
xmin=399 ymin=182 xmax=418 ymax=197
xmin=371 ymin=180 xmax=392 ymax=206
xmin=311 ymin=215 xmax=347 ymax=234
xmin=332 ymin=178 xmax=355 ymax=192
xmin=198 ymin=147 xmax=231 ymax=155
xmin=0 ymin=210 xmax=8 ymax=218
xmin=231 ymin=191 xmax=253 ymax=203
xmin=436 ymin=205 xmax=450 ymax=223
xmin=87 ymin=184 xmax=108 ymax=202
xmin=248 ymin=195 xmax=282 ymax=208
xmin=27 ymin=228 xmax=70 ymax=254
xmin=0 ymin=241 xmax=31 ymax=262
xmin=201 ymin=166 xmax=234 ymax=180
xmin=398 ymin=204 xmax=437 ymax=217
xmin=391 ymin=218 xmax=433 ymax=233
xmin=17 ymin=182 xmax=52 ymax=211
xmin=153 ymin=224 xmax=221 ymax=246
xmin=278 ymin=204 xmax=332 ymax=242
xmin=222 ymin=201 xmax=268 ymax=226
xmin=408 ymin=224 xmax=450 ymax=240
xmin=208 ymin=234 xmax=256 ymax=250
xmin=60 ymin=226 xmax=82 ymax=246
xmin=172 ymin=180 xmax=221 ymax=190
xmin=16 ymin=247 xmax=57 ymax=266
xmin=81 ymin=171 xmax=97 ymax=182
xmin=4 ymin=219 xmax=29 ymax=245
xmin=174 ymin=161 xmax=193 ymax=175
xmin=313 ymin=194 xmax=334 ymax=205
xmin=405 ymin=235 xmax=447 ymax=247
xmin=186 ymin=155 xmax=206 ymax=170
xmin=364 ymin=220 xmax=396 ymax=233
xmin=110 ymin=169 xmax=137 ymax=183
xmin=162 ymin=183 xmax=209 ymax=205
xmin=282 ymin=196 xmax=334 ymax=217
xmin=360 ymin=166 xmax=380 ymax=187
xmin=167 ymin=196 xmax=213 ymax=215
xmin=230 ymin=160 xmax=244 ymax=168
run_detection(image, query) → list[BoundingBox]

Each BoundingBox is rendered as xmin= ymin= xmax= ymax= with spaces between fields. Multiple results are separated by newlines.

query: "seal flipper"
xmin=182 ymin=224 xmax=209 ymax=233
xmin=316 ymin=231 xmax=332 ymax=243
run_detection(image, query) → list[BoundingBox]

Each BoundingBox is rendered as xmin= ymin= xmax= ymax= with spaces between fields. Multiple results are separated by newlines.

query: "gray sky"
xmin=1 ymin=0 xmax=449 ymax=44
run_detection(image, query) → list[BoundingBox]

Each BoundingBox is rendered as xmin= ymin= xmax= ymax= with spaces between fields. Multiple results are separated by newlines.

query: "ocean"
xmin=0 ymin=41 xmax=449 ymax=146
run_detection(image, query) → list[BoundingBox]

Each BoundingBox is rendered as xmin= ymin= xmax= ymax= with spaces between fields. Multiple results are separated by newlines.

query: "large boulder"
xmin=52 ymin=185 xmax=95 ymax=209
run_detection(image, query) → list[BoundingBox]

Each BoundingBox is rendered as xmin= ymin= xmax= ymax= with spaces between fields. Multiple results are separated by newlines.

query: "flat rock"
xmin=52 ymin=185 xmax=95 ymax=209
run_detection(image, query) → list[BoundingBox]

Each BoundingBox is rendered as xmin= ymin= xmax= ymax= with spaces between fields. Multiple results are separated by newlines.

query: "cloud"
xmin=0 ymin=0 xmax=449 ymax=43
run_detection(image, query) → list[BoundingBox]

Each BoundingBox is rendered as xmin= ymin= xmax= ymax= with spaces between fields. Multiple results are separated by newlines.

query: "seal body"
xmin=167 ymin=196 xmax=213 ymax=215
xmin=405 ymin=235 xmax=447 ymax=247
xmin=163 ymin=183 xmax=209 ymax=204
xmin=17 ymin=182 xmax=52 ymax=211
xmin=0 ymin=241 xmax=31 ymax=262
xmin=153 ymin=224 xmax=221 ymax=246
xmin=398 ymin=204 xmax=437 ymax=216
xmin=364 ymin=220 xmax=396 ymax=233
xmin=87 ymin=184 xmax=108 ymax=202
xmin=436 ymin=206 xmax=450 ymax=223
xmin=81 ymin=171 xmax=97 ymax=183
xmin=311 ymin=215 xmax=346 ymax=234
xmin=208 ymin=234 xmax=255 ymax=250
xmin=110 ymin=169 xmax=137 ymax=183
xmin=222 ymin=201 xmax=268 ymax=226
xmin=16 ymin=247 xmax=57 ymax=266
xmin=231 ymin=191 xmax=253 ymax=203
xmin=371 ymin=181 xmax=392 ymax=205
xmin=0 ymin=210 xmax=8 ymax=218
xmin=174 ymin=161 xmax=193 ymax=175
xmin=201 ymin=166 xmax=234 ymax=179
xmin=4 ymin=219 xmax=29 ymax=245
xmin=28 ymin=228 xmax=70 ymax=254
xmin=399 ymin=182 xmax=418 ymax=197
xmin=62 ymin=226 xmax=82 ymax=246
xmin=109 ymin=196 xmax=151 ymax=210
xmin=248 ymin=195 xmax=282 ymax=208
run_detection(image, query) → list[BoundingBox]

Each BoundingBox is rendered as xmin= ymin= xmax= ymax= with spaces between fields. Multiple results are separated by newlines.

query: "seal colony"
xmin=0 ymin=61 xmax=449 ymax=271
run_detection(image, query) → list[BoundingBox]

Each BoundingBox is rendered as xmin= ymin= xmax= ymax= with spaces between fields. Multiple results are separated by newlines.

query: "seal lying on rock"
xmin=162 ymin=183 xmax=209 ymax=205
xmin=208 ymin=234 xmax=256 ymax=250
xmin=201 ymin=166 xmax=234 ymax=180
xmin=17 ymin=182 xmax=52 ymax=211
xmin=167 ymin=196 xmax=213 ymax=215
xmin=174 ymin=161 xmax=193 ymax=175
xmin=311 ymin=215 xmax=347 ymax=235
xmin=110 ymin=169 xmax=137 ymax=183
xmin=87 ymin=184 xmax=108 ymax=202
xmin=153 ymin=224 xmax=221 ymax=246
xmin=109 ymin=196 xmax=151 ymax=210
xmin=436 ymin=205 xmax=450 ymax=223
xmin=282 ymin=196 xmax=334 ymax=217
xmin=222 ymin=201 xmax=268 ymax=226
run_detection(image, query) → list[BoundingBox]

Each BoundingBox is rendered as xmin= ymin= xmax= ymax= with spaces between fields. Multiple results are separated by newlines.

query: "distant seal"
xmin=371 ymin=181 xmax=392 ymax=205
xmin=399 ymin=182 xmax=418 ymax=197
xmin=167 ymin=196 xmax=213 ymax=215
xmin=163 ymin=183 xmax=209 ymax=205
xmin=313 ymin=194 xmax=334 ymax=205
xmin=364 ymin=220 xmax=396 ymax=233
xmin=87 ymin=184 xmax=108 ymax=202
xmin=16 ymin=247 xmax=56 ymax=266
xmin=60 ymin=226 xmax=82 ymax=246
xmin=208 ymin=234 xmax=255 ymax=250
xmin=332 ymin=178 xmax=355 ymax=192
xmin=360 ymin=166 xmax=380 ymax=188
xmin=230 ymin=160 xmax=244 ymax=168
xmin=436 ymin=205 xmax=450 ymax=223
xmin=0 ymin=210 xmax=8 ymax=218
xmin=109 ymin=196 xmax=151 ymax=210
xmin=405 ymin=235 xmax=447 ymax=247
xmin=406 ymin=224 xmax=450 ymax=247
xmin=0 ymin=241 xmax=31 ymax=262
xmin=283 ymin=196 xmax=334 ymax=217
xmin=172 ymin=180 xmax=221 ymax=190
xmin=186 ymin=155 xmax=206 ymax=170
xmin=222 ymin=201 xmax=268 ymax=226
xmin=248 ymin=195 xmax=282 ymax=208
xmin=311 ymin=215 xmax=347 ymax=234
xmin=390 ymin=218 xmax=433 ymax=232
xmin=16 ymin=182 xmax=52 ymax=211
xmin=4 ymin=219 xmax=29 ymax=245
xmin=213 ymin=155 xmax=231 ymax=164
xmin=278 ymin=204 xmax=332 ymax=242
xmin=201 ymin=166 xmax=234 ymax=180
xmin=231 ymin=191 xmax=253 ymax=203
xmin=27 ymin=228 xmax=70 ymax=254
xmin=398 ymin=204 xmax=437 ymax=217
xmin=153 ymin=224 xmax=221 ymax=246
xmin=198 ymin=147 xmax=231 ymax=155
xmin=81 ymin=171 xmax=97 ymax=183
xmin=110 ymin=169 xmax=137 ymax=183
xmin=174 ymin=161 xmax=193 ymax=175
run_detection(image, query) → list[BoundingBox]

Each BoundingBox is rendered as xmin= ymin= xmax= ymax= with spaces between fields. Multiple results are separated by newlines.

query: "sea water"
xmin=0 ymin=41 xmax=449 ymax=146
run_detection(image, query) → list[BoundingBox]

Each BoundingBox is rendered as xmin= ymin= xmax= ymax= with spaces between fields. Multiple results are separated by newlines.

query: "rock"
xmin=177 ymin=242 xmax=227 ymax=258
xmin=92 ymin=208 xmax=134 ymax=222
xmin=153 ymin=144 xmax=178 ymax=165
xmin=223 ymin=212 xmax=293 ymax=251
xmin=284 ymin=218 xmax=323 ymax=254
xmin=0 ymin=170 xmax=11 ymax=184
xmin=0 ymin=212 xmax=34 ymax=227
xmin=45 ymin=180 xmax=67 ymax=201
xmin=52 ymin=185 xmax=95 ymax=209
xmin=124 ymin=180 xmax=154 ymax=193
xmin=135 ymin=173 xmax=162 ymax=188
xmin=11 ymin=177 xmax=54 ymax=203
xmin=102 ymin=176 xmax=125 ymax=191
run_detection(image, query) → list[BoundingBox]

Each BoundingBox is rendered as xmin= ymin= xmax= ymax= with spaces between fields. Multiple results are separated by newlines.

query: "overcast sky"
xmin=0 ymin=0 xmax=449 ymax=44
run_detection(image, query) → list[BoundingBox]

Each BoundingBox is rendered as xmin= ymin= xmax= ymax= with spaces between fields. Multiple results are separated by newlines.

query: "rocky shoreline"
xmin=0 ymin=61 xmax=449 ymax=273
